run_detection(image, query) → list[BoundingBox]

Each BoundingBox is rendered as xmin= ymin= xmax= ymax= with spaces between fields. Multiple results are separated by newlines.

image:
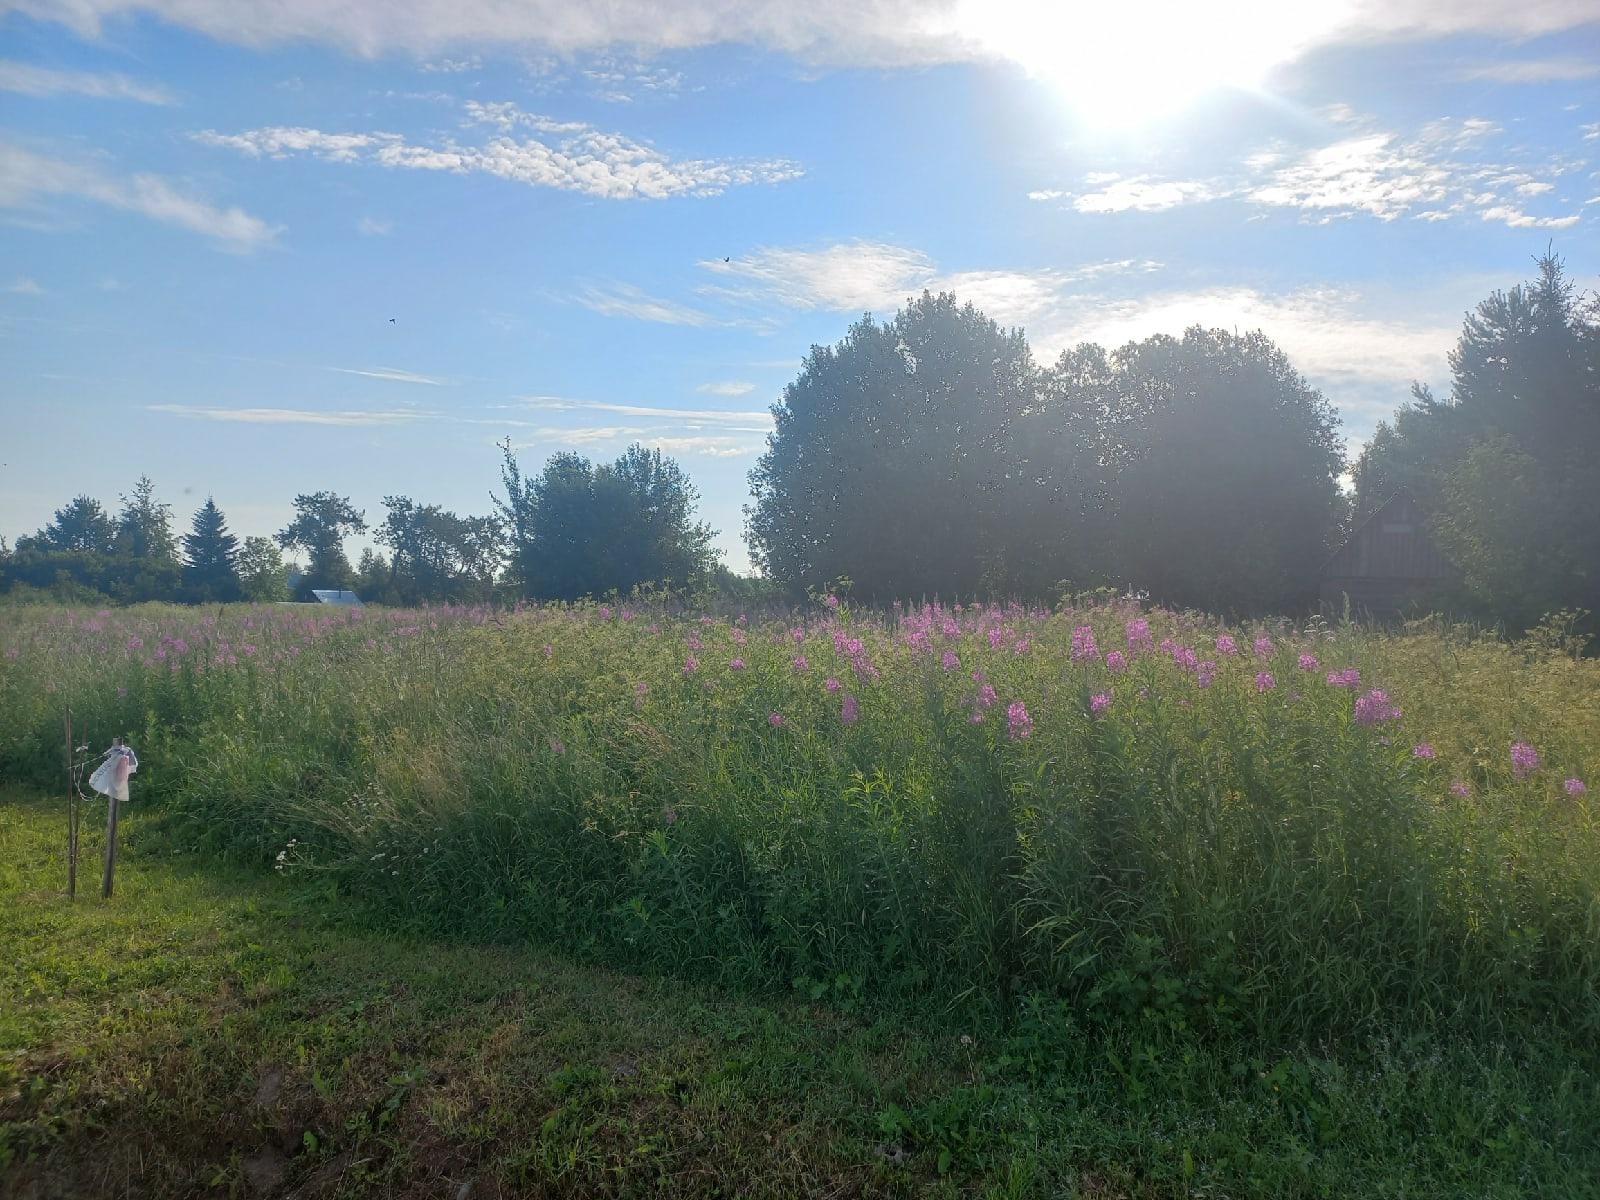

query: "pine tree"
xmin=181 ymin=498 xmax=242 ymax=602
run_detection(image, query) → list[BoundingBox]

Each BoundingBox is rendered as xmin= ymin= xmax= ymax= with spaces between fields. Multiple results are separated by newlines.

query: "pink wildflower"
xmin=825 ymin=594 xmax=841 ymax=610
xmin=1126 ymin=618 xmax=1152 ymax=651
xmin=768 ymin=711 xmax=785 ymax=728
xmin=1353 ymin=689 xmax=1402 ymax=724
xmin=1071 ymin=625 xmax=1098 ymax=663
xmin=1196 ymin=661 xmax=1217 ymax=689
xmin=1511 ymin=742 xmax=1539 ymax=778
xmin=1006 ymin=701 xmax=1033 ymax=740
xmin=1090 ymin=691 xmax=1112 ymax=715
xmin=1215 ymin=634 xmax=1238 ymax=656
xmin=1253 ymin=635 xmax=1273 ymax=657
xmin=942 ymin=650 xmax=960 ymax=671
xmin=792 ymin=654 xmax=810 ymax=673
xmin=684 ymin=656 xmax=699 ymax=675
xmin=1298 ymin=653 xmax=1319 ymax=671
xmin=841 ymin=695 xmax=860 ymax=725
xmin=791 ymin=626 xmax=806 ymax=644
xmin=1450 ymin=780 xmax=1471 ymax=798
xmin=825 ymin=676 xmax=842 ymax=693
xmin=1326 ymin=668 xmax=1360 ymax=687
xmin=1255 ymin=672 xmax=1275 ymax=693
xmin=730 ymin=657 xmax=746 ymax=671
xmin=977 ymin=684 xmax=998 ymax=709
xmin=1412 ymin=743 xmax=1436 ymax=759
xmin=1565 ymin=778 xmax=1587 ymax=796
xmin=1105 ymin=650 xmax=1127 ymax=673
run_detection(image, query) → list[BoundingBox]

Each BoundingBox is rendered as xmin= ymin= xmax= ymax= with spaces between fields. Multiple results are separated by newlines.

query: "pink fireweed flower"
xmin=942 ymin=650 xmax=960 ymax=671
xmin=1215 ymin=634 xmax=1238 ymax=656
xmin=988 ymin=627 xmax=1006 ymax=649
xmin=543 ymin=644 xmax=554 ymax=658
xmin=768 ymin=711 xmax=785 ymax=728
xmin=1511 ymin=742 xmax=1539 ymax=778
xmin=1565 ymin=778 xmax=1588 ymax=796
xmin=548 ymin=737 xmax=565 ymax=756
xmin=792 ymin=654 xmax=810 ymax=673
xmin=971 ymin=669 xmax=987 ymax=684
xmin=127 ymin=636 xmax=143 ymax=650
xmin=1071 ymin=625 xmax=1098 ymax=663
xmin=1255 ymin=672 xmax=1276 ymax=693
xmin=841 ymin=695 xmax=860 ymax=725
xmin=732 ymin=629 xmax=748 ymax=646
xmin=1298 ymin=653 xmax=1320 ymax=672
xmin=1196 ymin=661 xmax=1217 ymax=689
xmin=1326 ymin=668 xmax=1360 ymax=688
xmin=598 ymin=605 xmax=612 ymax=620
xmin=1253 ymin=635 xmax=1273 ymax=657
xmin=977 ymin=683 xmax=998 ymax=709
xmin=1105 ymin=650 xmax=1127 ymax=673
xmin=1173 ymin=646 xmax=1199 ymax=672
xmin=824 ymin=594 xmax=841 ymax=610
xmin=1126 ymin=618 xmax=1152 ymax=651
xmin=1090 ymin=691 xmax=1112 ymax=715
xmin=683 ymin=656 xmax=699 ymax=675
xmin=825 ymin=676 xmax=842 ymax=693
xmin=1450 ymin=780 xmax=1471 ymax=798
xmin=1013 ymin=638 xmax=1031 ymax=655
xmin=1006 ymin=701 xmax=1033 ymax=740
xmin=729 ymin=657 xmax=746 ymax=671
xmin=791 ymin=626 xmax=806 ymax=644
xmin=687 ymin=633 xmax=704 ymax=651
xmin=1353 ymin=689 xmax=1402 ymax=724
xmin=1412 ymin=743 xmax=1436 ymax=759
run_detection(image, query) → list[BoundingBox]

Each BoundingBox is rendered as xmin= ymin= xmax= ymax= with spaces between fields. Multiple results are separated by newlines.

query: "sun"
xmin=948 ymin=0 xmax=1350 ymax=127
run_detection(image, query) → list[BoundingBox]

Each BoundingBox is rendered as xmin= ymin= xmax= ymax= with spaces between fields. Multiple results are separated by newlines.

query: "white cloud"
xmin=5 ymin=276 xmax=43 ymax=294
xmin=193 ymin=105 xmax=802 ymax=200
xmin=356 ymin=215 xmax=393 ymax=235
xmin=0 ymin=141 xmax=279 ymax=250
xmin=0 ymin=59 xmax=173 ymax=103
xmin=518 ymin=397 xmax=773 ymax=425
xmin=699 ymin=242 xmax=1158 ymax=328
xmin=1058 ymin=116 xmax=1581 ymax=229
xmin=16 ymin=0 xmax=1600 ymax=65
xmin=1477 ymin=204 xmax=1580 ymax=228
xmin=696 ymin=380 xmax=757 ymax=396
xmin=1456 ymin=57 xmax=1600 ymax=83
xmin=147 ymin=404 xmax=418 ymax=425
xmin=1072 ymin=176 xmax=1220 ymax=213
xmin=576 ymin=282 xmax=718 ymax=325
xmin=328 ymin=366 xmax=445 ymax=385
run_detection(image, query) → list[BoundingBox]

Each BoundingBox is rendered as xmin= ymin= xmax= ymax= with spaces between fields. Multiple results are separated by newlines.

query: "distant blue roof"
xmin=310 ymin=589 xmax=363 ymax=606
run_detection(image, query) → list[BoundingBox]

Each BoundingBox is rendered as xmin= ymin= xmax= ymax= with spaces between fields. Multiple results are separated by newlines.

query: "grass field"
xmin=4 ymin=788 xmax=1599 ymax=1199
xmin=2 ymin=599 xmax=1599 ymax=1196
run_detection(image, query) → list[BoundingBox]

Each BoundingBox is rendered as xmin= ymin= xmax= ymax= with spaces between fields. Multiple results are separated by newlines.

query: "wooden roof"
xmin=1322 ymin=489 xmax=1455 ymax=582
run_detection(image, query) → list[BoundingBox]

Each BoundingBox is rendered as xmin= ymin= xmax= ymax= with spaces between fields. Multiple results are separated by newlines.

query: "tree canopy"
xmin=276 ymin=492 xmax=367 ymax=600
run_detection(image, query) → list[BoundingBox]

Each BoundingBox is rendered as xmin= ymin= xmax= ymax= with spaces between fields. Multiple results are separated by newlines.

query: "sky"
xmin=2 ymin=1 xmax=1598 ymax=573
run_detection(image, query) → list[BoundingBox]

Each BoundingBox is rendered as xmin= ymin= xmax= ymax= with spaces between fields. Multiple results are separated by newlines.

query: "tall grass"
xmin=2 ymin=599 xmax=1596 ymax=1044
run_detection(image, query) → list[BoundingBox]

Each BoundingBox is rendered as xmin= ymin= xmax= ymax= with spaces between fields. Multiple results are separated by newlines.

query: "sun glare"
xmin=950 ymin=0 xmax=1350 ymax=126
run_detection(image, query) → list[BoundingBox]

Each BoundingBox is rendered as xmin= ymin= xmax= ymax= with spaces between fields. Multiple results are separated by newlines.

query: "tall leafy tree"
xmin=276 ymin=492 xmax=366 ymax=599
xmin=499 ymin=444 xmax=716 ymax=601
xmin=376 ymin=496 xmax=503 ymax=604
xmin=238 ymin=536 xmax=290 ymax=602
xmin=747 ymin=291 xmax=1036 ymax=599
xmin=1104 ymin=328 xmax=1345 ymax=615
xmin=181 ymin=498 xmax=242 ymax=602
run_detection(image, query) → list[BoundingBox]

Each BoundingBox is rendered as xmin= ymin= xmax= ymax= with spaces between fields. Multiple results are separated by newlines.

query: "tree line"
xmin=2 ymin=254 xmax=1593 ymax=625
xmin=748 ymin=252 xmax=1597 ymax=624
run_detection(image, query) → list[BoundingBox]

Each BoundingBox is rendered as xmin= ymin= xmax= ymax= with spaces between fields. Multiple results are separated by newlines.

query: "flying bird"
xmin=723 ymin=257 xmax=730 ymax=263
xmin=388 ymin=318 xmax=396 ymax=324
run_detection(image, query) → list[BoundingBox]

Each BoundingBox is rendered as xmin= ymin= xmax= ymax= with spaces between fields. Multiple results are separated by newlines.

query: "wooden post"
xmin=101 ymin=738 xmax=121 ymax=900
xmin=65 ymin=707 xmax=77 ymax=900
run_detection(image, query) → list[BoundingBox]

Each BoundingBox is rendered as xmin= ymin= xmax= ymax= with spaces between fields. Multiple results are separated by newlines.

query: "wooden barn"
xmin=1319 ymin=489 xmax=1458 ymax=619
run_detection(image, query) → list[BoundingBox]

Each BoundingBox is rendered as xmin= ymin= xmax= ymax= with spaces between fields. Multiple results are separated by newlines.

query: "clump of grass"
xmin=2 ymin=598 xmax=1596 ymax=1046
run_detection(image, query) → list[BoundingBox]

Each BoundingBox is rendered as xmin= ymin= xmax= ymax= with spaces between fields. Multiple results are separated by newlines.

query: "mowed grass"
xmin=3 ymin=787 xmax=1599 ymax=1199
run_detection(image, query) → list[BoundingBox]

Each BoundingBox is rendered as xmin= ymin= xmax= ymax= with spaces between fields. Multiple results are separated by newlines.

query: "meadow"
xmin=3 ymin=598 xmax=1599 ymax=1195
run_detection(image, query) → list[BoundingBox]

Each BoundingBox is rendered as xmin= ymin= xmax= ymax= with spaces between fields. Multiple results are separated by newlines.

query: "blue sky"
xmin=3 ymin=1 xmax=1597 ymax=572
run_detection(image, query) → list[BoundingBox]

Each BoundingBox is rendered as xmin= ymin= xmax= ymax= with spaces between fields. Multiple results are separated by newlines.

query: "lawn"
xmin=3 ymin=784 xmax=1598 ymax=1198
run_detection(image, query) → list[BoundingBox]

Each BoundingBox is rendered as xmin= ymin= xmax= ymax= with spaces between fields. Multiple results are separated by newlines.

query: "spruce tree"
xmin=181 ymin=498 xmax=242 ymax=602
